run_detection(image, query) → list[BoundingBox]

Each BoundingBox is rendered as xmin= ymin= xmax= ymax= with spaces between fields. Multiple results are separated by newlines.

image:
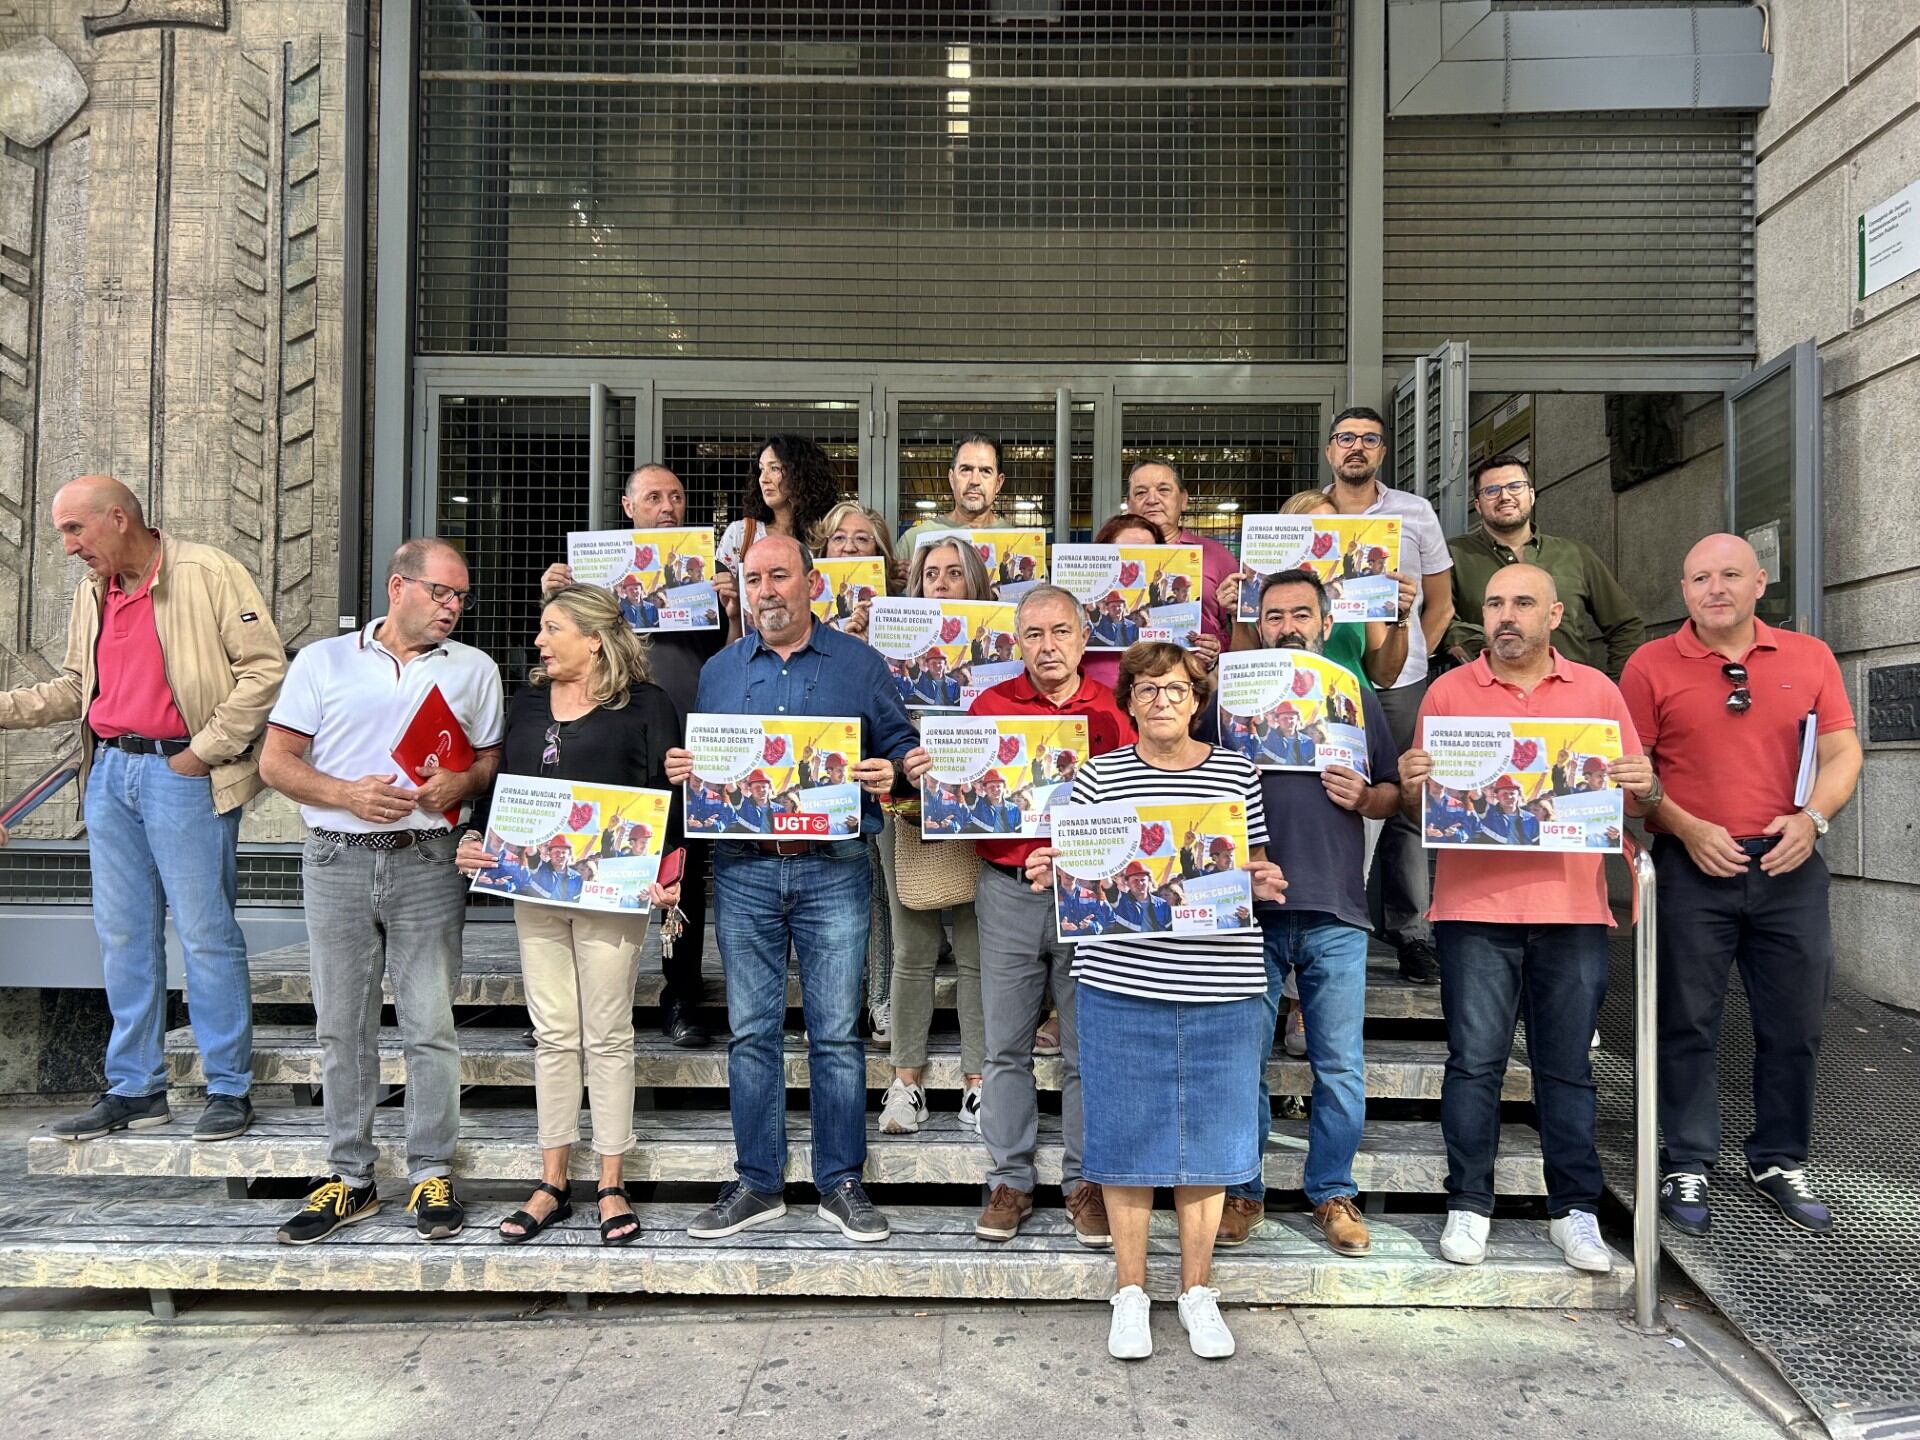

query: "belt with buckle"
xmin=1736 ymin=835 xmax=1782 ymax=857
xmin=749 ymin=838 xmax=817 ymax=857
xmin=100 ymin=735 xmax=192 ymax=758
xmin=311 ymin=826 xmax=452 ymax=852
xmin=984 ymin=859 xmax=1028 ymax=883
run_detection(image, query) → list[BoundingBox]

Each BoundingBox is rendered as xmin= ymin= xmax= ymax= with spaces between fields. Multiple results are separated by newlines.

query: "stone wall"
xmin=1754 ymin=0 xmax=1920 ymax=1010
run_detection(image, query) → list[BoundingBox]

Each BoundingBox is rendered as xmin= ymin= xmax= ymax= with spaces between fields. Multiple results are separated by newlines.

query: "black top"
xmin=644 ymin=631 xmax=726 ymax=725
xmin=476 ymin=680 xmax=682 ymax=839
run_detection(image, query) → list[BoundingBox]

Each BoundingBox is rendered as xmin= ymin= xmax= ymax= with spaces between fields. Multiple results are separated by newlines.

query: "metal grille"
xmin=1383 ymin=115 xmax=1754 ymax=354
xmin=0 ymin=851 xmax=305 ymax=906
xmin=895 ymin=402 xmax=1092 ymax=541
xmin=415 ymin=2 xmax=1347 ymax=362
xmin=1593 ymin=936 xmax=1920 ymax=1420
xmin=1120 ymin=404 xmax=1322 ymax=555
xmin=659 ymin=399 xmax=862 ymax=544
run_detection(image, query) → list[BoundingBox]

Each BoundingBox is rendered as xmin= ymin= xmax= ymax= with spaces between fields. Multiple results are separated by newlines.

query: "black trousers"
xmin=1653 ymin=834 xmax=1833 ymax=1175
xmin=661 ymin=836 xmax=708 ymax=1008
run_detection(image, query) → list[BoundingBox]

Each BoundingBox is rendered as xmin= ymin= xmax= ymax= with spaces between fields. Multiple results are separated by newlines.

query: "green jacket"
xmin=1445 ymin=528 xmax=1646 ymax=680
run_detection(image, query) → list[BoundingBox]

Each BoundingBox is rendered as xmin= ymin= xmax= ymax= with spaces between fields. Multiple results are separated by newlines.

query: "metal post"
xmin=1632 ymin=847 xmax=1663 ymax=1333
xmin=1054 ymin=386 xmax=1072 ymax=541
xmin=588 ymin=382 xmax=608 ymax=527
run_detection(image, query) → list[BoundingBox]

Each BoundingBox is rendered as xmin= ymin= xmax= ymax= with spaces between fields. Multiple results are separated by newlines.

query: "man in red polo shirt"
xmin=904 ymin=583 xmax=1131 ymax=1247
xmin=1620 ymin=534 xmax=1861 ymax=1237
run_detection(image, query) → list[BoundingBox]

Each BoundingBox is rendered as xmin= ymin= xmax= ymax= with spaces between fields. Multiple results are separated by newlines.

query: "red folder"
xmin=390 ymin=684 xmax=475 ymax=825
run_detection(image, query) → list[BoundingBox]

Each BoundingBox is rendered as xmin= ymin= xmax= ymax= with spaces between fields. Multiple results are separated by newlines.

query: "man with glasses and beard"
xmin=1620 ymin=534 xmax=1861 ymax=1239
xmin=1445 ymin=454 xmax=1646 ymax=681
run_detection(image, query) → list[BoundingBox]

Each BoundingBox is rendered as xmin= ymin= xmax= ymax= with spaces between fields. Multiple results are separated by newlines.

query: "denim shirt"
xmin=694 ymin=620 xmax=916 ymax=836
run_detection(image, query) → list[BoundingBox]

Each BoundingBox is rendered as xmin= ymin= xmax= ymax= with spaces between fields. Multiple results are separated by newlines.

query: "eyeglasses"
xmin=1476 ymin=480 xmax=1533 ymax=501
xmin=397 ymin=575 xmax=475 ymax=609
xmin=541 ymin=722 xmax=561 ymax=770
xmin=1329 ymin=431 xmax=1385 ymax=451
xmin=1132 ymin=681 xmax=1194 ymax=707
xmin=1722 ymin=662 xmax=1752 ymax=714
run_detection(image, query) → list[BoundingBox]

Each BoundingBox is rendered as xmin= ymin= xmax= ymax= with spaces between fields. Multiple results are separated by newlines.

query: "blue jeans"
xmin=1436 ymin=921 xmax=1609 ymax=1218
xmin=83 ymin=745 xmax=251 ymax=1098
xmin=713 ymin=840 xmax=871 ymax=1194
xmin=1228 ymin=912 xmax=1368 ymax=1205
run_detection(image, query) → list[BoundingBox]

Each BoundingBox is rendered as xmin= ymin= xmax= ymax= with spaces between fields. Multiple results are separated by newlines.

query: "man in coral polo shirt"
xmin=1400 ymin=564 xmax=1656 ymax=1276
xmin=1620 ymin=534 xmax=1861 ymax=1237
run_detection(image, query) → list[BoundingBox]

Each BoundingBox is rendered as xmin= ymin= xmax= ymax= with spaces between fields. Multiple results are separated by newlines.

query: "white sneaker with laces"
xmin=877 ymin=1078 xmax=928 ymax=1135
xmin=1549 ymin=1209 xmax=1614 ymax=1273
xmin=1108 ymin=1285 xmax=1152 ymax=1360
xmin=869 ymin=1000 xmax=891 ymax=1046
xmin=1176 ymin=1285 xmax=1235 ymax=1359
xmin=958 ymin=1082 xmax=983 ymax=1131
xmin=1439 ymin=1209 xmax=1490 ymax=1265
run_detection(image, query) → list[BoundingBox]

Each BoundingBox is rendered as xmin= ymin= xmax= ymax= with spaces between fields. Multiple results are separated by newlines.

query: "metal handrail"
xmin=1631 ymin=845 xmax=1662 ymax=1333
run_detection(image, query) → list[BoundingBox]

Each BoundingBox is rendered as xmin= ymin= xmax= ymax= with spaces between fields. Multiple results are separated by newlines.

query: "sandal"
xmin=498 ymin=1180 xmax=572 ymax=1244
xmin=598 ymin=1185 xmax=640 ymax=1247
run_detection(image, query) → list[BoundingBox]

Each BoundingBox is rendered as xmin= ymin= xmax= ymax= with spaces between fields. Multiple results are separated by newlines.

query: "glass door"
xmin=881 ymin=390 xmax=1096 ymax=543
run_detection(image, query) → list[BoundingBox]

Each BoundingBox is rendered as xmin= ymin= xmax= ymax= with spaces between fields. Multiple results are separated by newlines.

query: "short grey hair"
xmin=1014 ymin=583 xmax=1087 ymax=632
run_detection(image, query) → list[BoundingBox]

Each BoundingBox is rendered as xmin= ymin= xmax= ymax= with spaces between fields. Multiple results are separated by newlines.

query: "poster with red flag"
xmin=916 ymin=714 xmax=1090 ymax=840
xmin=681 ymin=714 xmax=863 ymax=839
xmin=389 ymin=683 xmax=476 ymax=825
xmin=1048 ymin=797 xmax=1253 ymax=943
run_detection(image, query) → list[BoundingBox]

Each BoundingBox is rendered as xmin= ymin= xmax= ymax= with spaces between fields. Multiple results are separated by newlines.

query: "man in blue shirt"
xmin=921 ymin=781 xmax=969 ymax=835
xmin=529 ymin=838 xmax=584 ymax=902
xmin=1260 ymin=703 xmax=1317 ymax=766
xmin=667 ymin=533 xmax=914 ymax=1247
xmin=1088 ymin=591 xmax=1140 ymax=648
xmin=1058 ymin=878 xmax=1115 ymax=936
xmin=963 ymin=770 xmax=1023 ymax=833
xmin=475 ymin=843 xmax=533 ymax=895
xmin=907 ymin=647 xmax=962 ymax=708
xmin=686 ymin=782 xmax=735 ymax=833
xmin=1111 ymin=861 xmax=1172 ymax=932
xmin=1475 ymin=778 xmax=1541 ymax=845
xmin=727 ymin=770 xmax=777 ymax=833
xmin=1424 ymin=785 xmax=1476 ymax=844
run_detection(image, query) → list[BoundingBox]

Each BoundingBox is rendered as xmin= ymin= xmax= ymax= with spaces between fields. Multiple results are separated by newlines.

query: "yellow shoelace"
xmin=303 ymin=1181 xmax=350 ymax=1215
xmin=407 ymin=1177 xmax=453 ymax=1213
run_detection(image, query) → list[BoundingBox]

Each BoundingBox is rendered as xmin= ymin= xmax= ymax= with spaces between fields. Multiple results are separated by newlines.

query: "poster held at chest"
xmin=473 ymin=777 xmax=671 ymax=913
xmin=917 ymin=714 xmax=1091 ymax=839
xmin=566 ymin=528 xmax=721 ymax=632
xmin=867 ymin=597 xmax=1022 ymax=711
xmin=810 ymin=556 xmax=888 ymax=631
xmin=682 ymin=714 xmax=864 ymax=839
xmin=1049 ymin=544 xmax=1204 ymax=652
xmin=1216 ymin=649 xmax=1369 ymax=777
xmin=1235 ymin=515 xmax=1403 ymax=623
xmin=1420 ymin=717 xmax=1625 ymax=852
xmin=1050 ymin=798 xmax=1252 ymax=943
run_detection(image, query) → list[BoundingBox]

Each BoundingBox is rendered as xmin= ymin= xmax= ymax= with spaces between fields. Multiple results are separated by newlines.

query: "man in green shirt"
xmin=896 ymin=434 xmax=1009 ymax=561
xmin=1445 ymin=455 xmax=1646 ymax=680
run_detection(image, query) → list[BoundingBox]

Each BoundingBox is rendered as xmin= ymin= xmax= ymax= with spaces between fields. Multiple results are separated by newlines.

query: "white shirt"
xmin=268 ymin=620 xmax=504 ymax=832
xmin=1326 ymin=481 xmax=1452 ymax=688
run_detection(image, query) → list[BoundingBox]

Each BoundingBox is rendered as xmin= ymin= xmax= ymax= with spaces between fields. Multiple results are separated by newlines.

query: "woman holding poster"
xmin=454 ymin=586 xmax=682 ymax=1248
xmin=1025 ymin=643 xmax=1288 ymax=1362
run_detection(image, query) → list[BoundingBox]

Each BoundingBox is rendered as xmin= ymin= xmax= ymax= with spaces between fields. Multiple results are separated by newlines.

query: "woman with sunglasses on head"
xmin=811 ymin=500 xmax=906 ymax=640
xmin=455 ymin=585 xmax=682 ymax=1247
xmin=717 ymin=435 xmax=843 ymax=640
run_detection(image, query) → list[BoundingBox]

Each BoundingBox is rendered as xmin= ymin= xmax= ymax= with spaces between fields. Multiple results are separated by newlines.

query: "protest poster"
xmin=1049 ymin=543 xmax=1204 ymax=652
xmin=683 ymin=714 xmax=864 ymax=839
xmin=1420 ymin=717 xmax=1626 ymax=853
xmin=1215 ymin=648 xmax=1369 ymax=778
xmin=1234 ymin=514 xmax=1403 ymax=623
xmin=1050 ymin=798 xmax=1253 ymax=943
xmin=867 ymin=596 xmax=1022 ymax=711
xmin=810 ymin=556 xmax=887 ymax=631
xmin=566 ymin=527 xmax=721 ymax=632
xmin=913 ymin=527 xmax=1050 ymax=601
xmin=917 ymin=714 xmax=1091 ymax=840
xmin=471 ymin=776 xmax=671 ymax=913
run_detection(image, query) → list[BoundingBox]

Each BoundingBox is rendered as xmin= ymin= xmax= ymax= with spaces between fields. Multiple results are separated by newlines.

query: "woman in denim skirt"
xmin=1024 ymin=641 xmax=1287 ymax=1362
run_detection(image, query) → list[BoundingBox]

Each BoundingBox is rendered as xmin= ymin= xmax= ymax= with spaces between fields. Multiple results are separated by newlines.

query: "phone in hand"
xmin=657 ymin=846 xmax=686 ymax=889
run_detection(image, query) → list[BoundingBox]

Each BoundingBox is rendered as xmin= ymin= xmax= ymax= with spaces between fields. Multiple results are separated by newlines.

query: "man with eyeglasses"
xmin=1619 ymin=533 xmax=1862 ymax=1238
xmin=1320 ymin=407 xmax=1456 ymax=988
xmin=1446 ymin=454 xmax=1646 ymax=681
xmin=260 ymin=538 xmax=503 ymax=1245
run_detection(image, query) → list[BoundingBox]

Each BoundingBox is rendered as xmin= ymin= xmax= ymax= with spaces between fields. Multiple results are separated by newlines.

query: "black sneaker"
xmin=687 ymin=1181 xmax=787 ymax=1239
xmin=407 ymin=1176 xmax=466 ymax=1240
xmin=817 ymin=1178 xmax=889 ymax=1243
xmin=49 ymin=1091 xmax=170 ymax=1141
xmin=1658 ymin=1172 xmax=1711 ymax=1236
xmin=193 ymin=1094 xmax=254 ymax=1142
xmin=278 ymin=1178 xmax=379 ymax=1244
xmin=662 ymin=997 xmax=711 ymax=1050
xmin=1397 ymin=938 xmax=1441 ymax=986
xmin=1749 ymin=1166 xmax=1833 ymax=1234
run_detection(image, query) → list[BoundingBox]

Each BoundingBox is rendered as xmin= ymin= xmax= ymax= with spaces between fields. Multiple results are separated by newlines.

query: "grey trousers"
xmin=303 ymin=831 xmax=467 ymax=1187
xmin=976 ymin=864 xmax=1084 ymax=1194
xmin=1368 ymin=677 xmax=1433 ymax=948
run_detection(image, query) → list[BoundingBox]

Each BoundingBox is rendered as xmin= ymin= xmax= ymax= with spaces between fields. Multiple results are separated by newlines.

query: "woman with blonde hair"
xmin=812 ymin=501 xmax=907 ymax=629
xmin=456 ymin=584 xmax=682 ymax=1246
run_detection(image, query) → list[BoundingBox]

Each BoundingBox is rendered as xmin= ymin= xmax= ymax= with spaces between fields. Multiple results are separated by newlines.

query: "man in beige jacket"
xmin=0 ymin=475 xmax=286 ymax=1142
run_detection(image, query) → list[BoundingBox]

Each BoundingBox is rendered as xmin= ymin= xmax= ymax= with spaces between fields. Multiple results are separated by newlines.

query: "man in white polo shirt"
xmin=258 ymin=539 xmax=503 ymax=1244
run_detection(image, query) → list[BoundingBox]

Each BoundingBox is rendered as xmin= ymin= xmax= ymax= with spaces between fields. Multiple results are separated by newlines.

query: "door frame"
xmin=1725 ymin=339 xmax=1824 ymax=636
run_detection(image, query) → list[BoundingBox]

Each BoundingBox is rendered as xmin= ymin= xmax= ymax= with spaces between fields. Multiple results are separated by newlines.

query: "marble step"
xmin=165 ymin=1028 xmax=1532 ymax=1100
xmin=247 ymin=923 xmax=1445 ymax=1020
xmin=26 ymin=1108 xmax=1550 ymax=1194
xmin=0 ymin=1199 xmax=1632 ymax=1308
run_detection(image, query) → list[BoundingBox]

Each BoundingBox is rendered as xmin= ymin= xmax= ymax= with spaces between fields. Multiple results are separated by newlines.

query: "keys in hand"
xmin=659 ymin=903 xmax=687 ymax=959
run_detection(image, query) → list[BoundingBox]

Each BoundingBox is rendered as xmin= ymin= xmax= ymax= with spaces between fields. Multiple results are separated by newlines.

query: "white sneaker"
xmin=877 ymin=1078 xmax=928 ymax=1135
xmin=1176 ymin=1284 xmax=1235 ymax=1359
xmin=1549 ymin=1209 xmax=1613 ymax=1273
xmin=1439 ymin=1210 xmax=1490 ymax=1265
xmin=869 ymin=1000 xmax=891 ymax=1047
xmin=1108 ymin=1285 xmax=1152 ymax=1360
xmin=958 ymin=1082 xmax=983 ymax=1132
xmin=1590 ymin=1027 xmax=1602 ymax=1050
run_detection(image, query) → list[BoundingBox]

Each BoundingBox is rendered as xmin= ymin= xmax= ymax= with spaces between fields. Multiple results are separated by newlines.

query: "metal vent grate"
xmin=415 ymin=1 xmax=1348 ymax=362
xmin=0 ymin=850 xmax=305 ymax=906
xmin=1121 ymin=404 xmax=1323 ymax=556
xmin=896 ymin=402 xmax=1093 ymax=542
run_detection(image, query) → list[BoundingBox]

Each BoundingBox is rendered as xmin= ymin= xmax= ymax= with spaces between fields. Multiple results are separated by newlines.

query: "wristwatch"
xmin=1802 ymin=806 xmax=1829 ymax=838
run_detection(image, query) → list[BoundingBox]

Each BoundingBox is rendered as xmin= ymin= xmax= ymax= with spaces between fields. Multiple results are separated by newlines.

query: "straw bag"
xmin=890 ymin=808 xmax=980 ymax=911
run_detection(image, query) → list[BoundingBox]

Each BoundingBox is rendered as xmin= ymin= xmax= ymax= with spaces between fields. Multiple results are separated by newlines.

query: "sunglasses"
xmin=1722 ymin=662 xmax=1751 ymax=714
xmin=541 ymin=721 xmax=561 ymax=770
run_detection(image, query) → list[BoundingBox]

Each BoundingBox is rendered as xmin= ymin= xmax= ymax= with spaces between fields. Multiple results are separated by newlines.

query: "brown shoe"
xmin=1313 ymin=1195 xmax=1371 ymax=1255
xmin=975 ymin=1184 xmax=1035 ymax=1242
xmin=1216 ymin=1195 xmax=1266 ymax=1247
xmin=1065 ymin=1182 xmax=1112 ymax=1249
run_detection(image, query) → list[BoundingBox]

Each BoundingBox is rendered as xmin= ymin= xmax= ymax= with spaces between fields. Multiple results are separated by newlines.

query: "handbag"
xmin=889 ymin=805 xmax=980 ymax=911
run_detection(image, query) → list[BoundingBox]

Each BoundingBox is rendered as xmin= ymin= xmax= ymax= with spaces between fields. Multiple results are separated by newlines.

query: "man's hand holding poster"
xmin=1420 ymin=717 xmax=1626 ymax=852
xmin=1216 ymin=649 xmax=1369 ymax=777
xmin=472 ymin=777 xmax=671 ymax=913
xmin=1050 ymin=543 xmax=1204 ymax=652
xmin=683 ymin=714 xmax=863 ymax=839
xmin=566 ymin=527 xmax=721 ymax=632
xmin=917 ymin=714 xmax=1090 ymax=839
xmin=1050 ymin=798 xmax=1252 ymax=942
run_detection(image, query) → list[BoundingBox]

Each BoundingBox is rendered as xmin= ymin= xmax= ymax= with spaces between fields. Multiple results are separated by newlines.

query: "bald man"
xmin=0 ymin=476 xmax=286 ymax=1144
xmin=1401 ymin=563 xmax=1655 ymax=1274
xmin=1621 ymin=534 xmax=1861 ymax=1238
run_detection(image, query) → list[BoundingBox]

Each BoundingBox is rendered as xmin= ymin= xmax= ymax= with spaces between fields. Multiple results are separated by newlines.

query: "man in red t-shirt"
xmin=1620 ymin=534 xmax=1862 ymax=1237
xmin=903 ymin=583 xmax=1132 ymax=1249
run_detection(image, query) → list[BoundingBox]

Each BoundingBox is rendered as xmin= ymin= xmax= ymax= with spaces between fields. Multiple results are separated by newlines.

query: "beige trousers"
xmin=514 ymin=903 xmax=647 ymax=1154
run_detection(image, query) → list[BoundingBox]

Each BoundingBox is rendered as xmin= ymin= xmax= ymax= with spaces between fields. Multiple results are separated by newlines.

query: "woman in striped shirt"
xmin=1025 ymin=641 xmax=1288 ymax=1363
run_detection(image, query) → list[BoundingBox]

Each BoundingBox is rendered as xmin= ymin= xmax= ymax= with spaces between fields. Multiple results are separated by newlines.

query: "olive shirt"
xmin=1444 ymin=528 xmax=1646 ymax=680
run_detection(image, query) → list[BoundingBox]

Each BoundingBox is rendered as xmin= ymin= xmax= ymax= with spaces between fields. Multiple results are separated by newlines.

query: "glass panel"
xmin=659 ymin=399 xmax=862 ymax=544
xmin=894 ymin=401 xmax=1094 ymax=542
xmin=1120 ymin=404 xmax=1322 ymax=555
xmin=1729 ymin=367 xmax=1795 ymax=631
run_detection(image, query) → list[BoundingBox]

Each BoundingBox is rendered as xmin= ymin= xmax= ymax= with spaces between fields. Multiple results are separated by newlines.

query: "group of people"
xmin=0 ymin=414 xmax=1860 ymax=1363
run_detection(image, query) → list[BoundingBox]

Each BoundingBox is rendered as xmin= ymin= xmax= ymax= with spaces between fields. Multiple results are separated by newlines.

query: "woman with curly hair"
xmin=718 ymin=433 xmax=842 ymax=578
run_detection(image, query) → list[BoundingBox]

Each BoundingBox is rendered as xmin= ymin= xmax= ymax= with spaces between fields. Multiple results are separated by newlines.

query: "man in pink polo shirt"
xmin=1399 ymin=564 xmax=1656 ymax=1275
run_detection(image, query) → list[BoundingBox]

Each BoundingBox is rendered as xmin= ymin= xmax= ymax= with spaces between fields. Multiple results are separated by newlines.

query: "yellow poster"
xmin=683 ymin=714 xmax=864 ymax=839
xmin=1236 ymin=515 xmax=1403 ymax=623
xmin=566 ymin=527 xmax=721 ymax=632
xmin=1050 ymin=543 xmax=1205 ymax=652
xmin=1050 ymin=797 xmax=1253 ymax=942
xmin=1420 ymin=716 xmax=1625 ymax=852
xmin=810 ymin=556 xmax=887 ymax=631
xmin=472 ymin=777 xmax=671 ymax=913
xmin=914 ymin=527 xmax=1050 ymax=601
xmin=918 ymin=714 xmax=1091 ymax=839
xmin=867 ymin=597 xmax=1022 ymax=710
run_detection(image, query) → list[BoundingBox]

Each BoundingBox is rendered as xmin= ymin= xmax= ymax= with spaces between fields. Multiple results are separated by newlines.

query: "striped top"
xmin=1066 ymin=745 xmax=1269 ymax=1003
